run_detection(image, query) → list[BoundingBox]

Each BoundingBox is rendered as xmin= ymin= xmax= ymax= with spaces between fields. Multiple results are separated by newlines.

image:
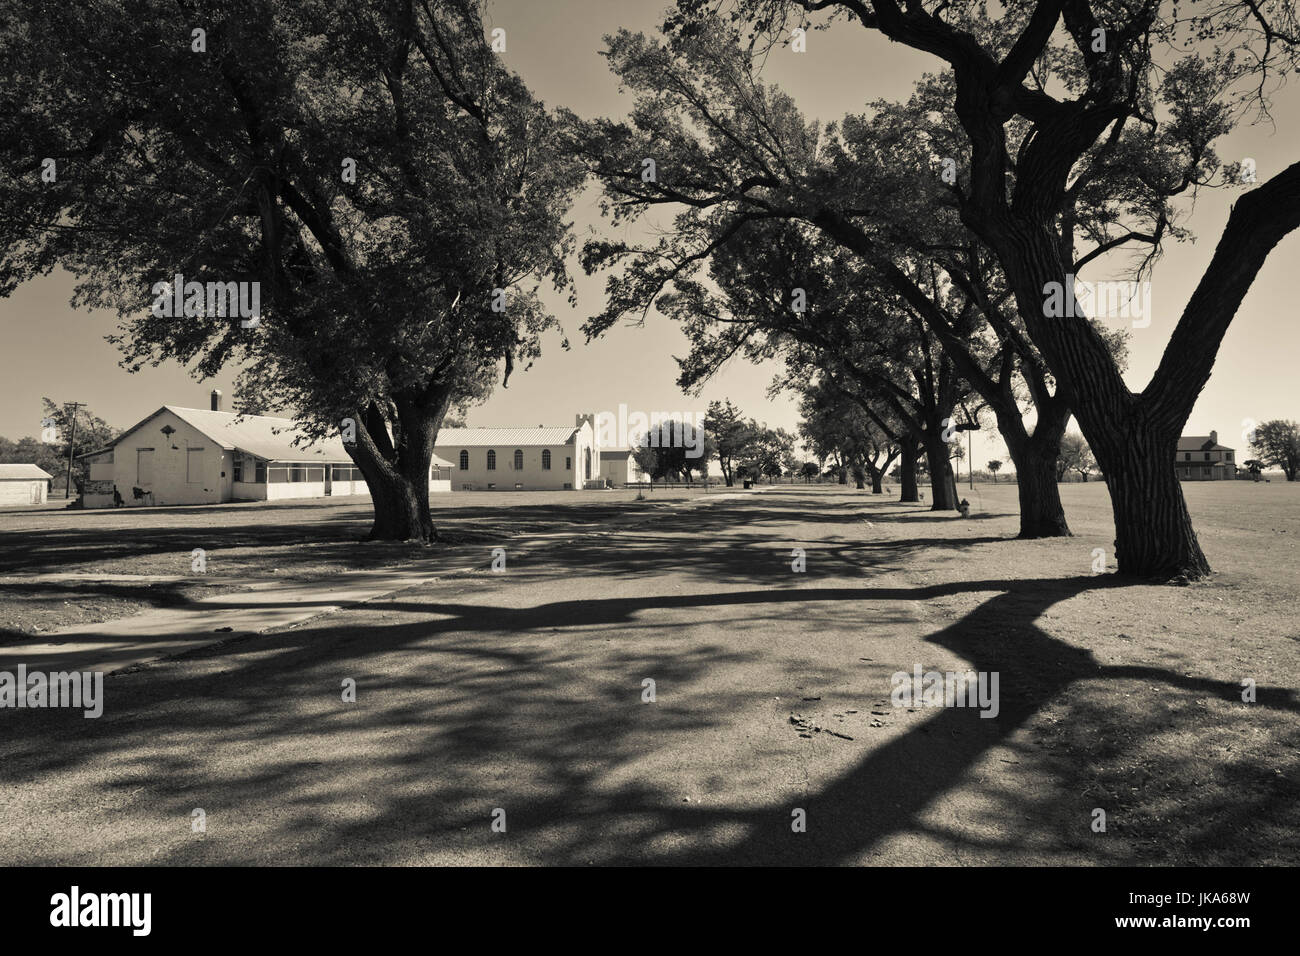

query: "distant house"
xmin=436 ymin=415 xmax=601 ymax=490
xmin=0 ymin=464 xmax=53 ymax=505
xmin=600 ymin=448 xmax=645 ymax=486
xmin=600 ymin=447 xmax=708 ymax=484
xmin=77 ymin=391 xmax=452 ymax=508
xmin=1176 ymin=430 xmax=1237 ymax=481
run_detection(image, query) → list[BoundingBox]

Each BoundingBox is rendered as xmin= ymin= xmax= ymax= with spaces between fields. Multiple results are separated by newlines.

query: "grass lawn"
xmin=0 ymin=487 xmax=715 ymax=637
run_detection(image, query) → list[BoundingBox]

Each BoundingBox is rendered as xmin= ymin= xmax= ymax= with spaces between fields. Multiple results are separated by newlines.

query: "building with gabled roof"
xmin=77 ymin=390 xmax=451 ymax=508
xmin=0 ymin=464 xmax=53 ymax=506
xmin=435 ymin=415 xmax=603 ymax=490
xmin=1176 ymin=430 xmax=1238 ymax=481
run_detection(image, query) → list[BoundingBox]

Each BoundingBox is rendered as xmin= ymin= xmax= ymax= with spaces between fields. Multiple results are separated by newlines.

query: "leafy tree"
xmin=0 ymin=0 xmax=583 ymax=541
xmin=1249 ymin=420 xmax=1300 ymax=481
xmin=704 ymin=399 xmax=756 ymax=487
xmin=678 ymin=0 xmax=1299 ymax=578
xmin=987 ymin=460 xmax=1002 ymax=482
xmin=631 ymin=421 xmax=712 ymax=484
xmin=571 ymin=31 xmax=1125 ymax=528
xmin=38 ymin=399 xmax=118 ymax=496
xmin=0 ymin=436 xmax=61 ymax=492
xmin=650 ymin=220 xmax=966 ymax=508
xmin=799 ymin=460 xmax=820 ymax=482
xmin=1057 ymin=432 xmax=1096 ymax=482
xmin=798 ymin=378 xmax=897 ymax=493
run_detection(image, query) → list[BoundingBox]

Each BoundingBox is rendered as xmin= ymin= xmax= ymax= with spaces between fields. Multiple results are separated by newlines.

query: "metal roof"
xmin=164 ymin=406 xmax=356 ymax=462
xmin=1177 ymin=436 xmax=1233 ymax=452
xmin=435 ymin=426 xmax=579 ymax=448
xmin=80 ymin=406 xmax=355 ymax=463
xmin=0 ymin=464 xmax=53 ymax=480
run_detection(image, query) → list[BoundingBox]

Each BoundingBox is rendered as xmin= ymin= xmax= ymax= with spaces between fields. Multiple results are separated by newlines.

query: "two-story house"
xmin=1175 ymin=431 xmax=1237 ymax=481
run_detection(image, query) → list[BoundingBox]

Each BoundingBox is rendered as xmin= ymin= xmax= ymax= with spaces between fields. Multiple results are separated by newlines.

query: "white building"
xmin=436 ymin=415 xmax=603 ymax=490
xmin=78 ymin=392 xmax=451 ymax=508
xmin=0 ymin=464 xmax=53 ymax=505
xmin=1176 ymin=430 xmax=1238 ymax=481
xmin=600 ymin=448 xmax=649 ymax=485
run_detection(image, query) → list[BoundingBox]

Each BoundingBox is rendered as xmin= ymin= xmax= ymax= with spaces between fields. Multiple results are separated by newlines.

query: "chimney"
xmin=211 ymin=389 xmax=222 ymax=412
xmin=1209 ymin=429 xmax=1218 ymax=446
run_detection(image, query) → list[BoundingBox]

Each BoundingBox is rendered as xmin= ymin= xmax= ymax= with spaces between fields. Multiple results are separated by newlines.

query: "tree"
xmin=573 ymin=28 xmax=1122 ymax=532
xmin=631 ymin=420 xmax=713 ymax=484
xmin=798 ymin=379 xmax=899 ymax=493
xmin=652 ymin=220 xmax=966 ymax=509
xmin=1057 ymin=432 xmax=1096 ymax=483
xmin=1250 ymin=421 xmax=1300 ymax=481
xmin=987 ymin=460 xmax=1001 ymax=483
xmin=0 ymin=0 xmax=584 ymax=541
xmin=38 ymin=399 xmax=118 ymax=496
xmin=705 ymin=399 xmax=756 ymax=487
xmin=740 ymin=424 xmax=795 ymax=483
xmin=798 ymin=460 xmax=820 ymax=482
xmin=665 ymin=0 xmax=1300 ymax=578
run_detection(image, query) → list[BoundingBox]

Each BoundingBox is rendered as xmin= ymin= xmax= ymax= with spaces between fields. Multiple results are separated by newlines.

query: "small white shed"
xmin=0 ymin=464 xmax=53 ymax=505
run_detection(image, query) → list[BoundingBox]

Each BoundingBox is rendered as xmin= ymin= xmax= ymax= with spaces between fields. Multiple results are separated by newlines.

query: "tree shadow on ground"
xmin=1 ymin=490 xmax=1295 ymax=865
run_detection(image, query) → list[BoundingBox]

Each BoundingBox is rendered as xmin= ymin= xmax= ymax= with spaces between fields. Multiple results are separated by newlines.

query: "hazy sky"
xmin=2 ymin=0 xmax=1296 ymax=468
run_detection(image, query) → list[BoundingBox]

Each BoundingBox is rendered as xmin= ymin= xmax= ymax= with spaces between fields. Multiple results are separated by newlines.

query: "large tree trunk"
xmin=870 ymin=472 xmax=883 ymax=494
xmin=898 ymin=441 xmax=919 ymax=503
xmin=1002 ymin=429 xmax=1071 ymax=538
xmin=1099 ymin=429 xmax=1209 ymax=580
xmin=347 ymin=393 xmax=449 ymax=542
xmin=923 ymin=435 xmax=959 ymax=511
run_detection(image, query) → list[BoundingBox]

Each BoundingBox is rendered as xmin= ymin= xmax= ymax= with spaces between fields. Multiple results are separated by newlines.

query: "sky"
xmin=2 ymin=0 xmax=1297 ymax=470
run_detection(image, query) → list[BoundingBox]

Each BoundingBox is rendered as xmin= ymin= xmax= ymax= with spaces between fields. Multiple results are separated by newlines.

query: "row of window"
xmin=458 ymin=449 xmax=567 ymax=471
xmin=1182 ymin=452 xmax=1233 ymax=461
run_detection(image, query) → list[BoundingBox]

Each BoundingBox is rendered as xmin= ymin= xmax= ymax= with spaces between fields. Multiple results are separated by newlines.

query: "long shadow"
xmin=2 ymin=488 xmax=1293 ymax=865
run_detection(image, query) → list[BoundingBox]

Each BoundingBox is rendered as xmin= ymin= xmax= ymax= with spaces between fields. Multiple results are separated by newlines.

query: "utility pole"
xmin=955 ymin=419 xmax=981 ymax=492
xmin=63 ymin=402 xmax=83 ymax=500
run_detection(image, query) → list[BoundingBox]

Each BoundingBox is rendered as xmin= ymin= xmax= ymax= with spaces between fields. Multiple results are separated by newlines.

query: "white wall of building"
xmin=0 ymin=479 xmax=47 ymax=505
xmin=85 ymin=408 xmax=228 ymax=507
xmin=437 ymin=422 xmax=601 ymax=491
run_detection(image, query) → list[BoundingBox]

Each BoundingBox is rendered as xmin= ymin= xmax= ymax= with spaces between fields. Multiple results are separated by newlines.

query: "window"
xmin=565 ymin=456 xmax=571 ymax=470
xmin=1226 ymin=452 xmax=1232 ymax=462
xmin=1204 ymin=452 xmax=1211 ymax=461
xmin=513 ymin=449 xmax=524 ymax=470
xmin=187 ymin=447 xmax=204 ymax=482
xmin=233 ymin=458 xmax=243 ymax=482
xmin=542 ymin=450 xmax=551 ymax=470
xmin=254 ymin=461 xmax=266 ymax=483
xmin=487 ymin=450 xmax=496 ymax=470
xmin=1184 ymin=452 xmax=1191 ymax=461
xmin=459 ymin=450 xmax=469 ymax=470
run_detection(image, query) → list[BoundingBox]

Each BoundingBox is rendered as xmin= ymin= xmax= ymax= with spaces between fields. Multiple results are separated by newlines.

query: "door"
xmin=137 ymin=448 xmax=154 ymax=486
